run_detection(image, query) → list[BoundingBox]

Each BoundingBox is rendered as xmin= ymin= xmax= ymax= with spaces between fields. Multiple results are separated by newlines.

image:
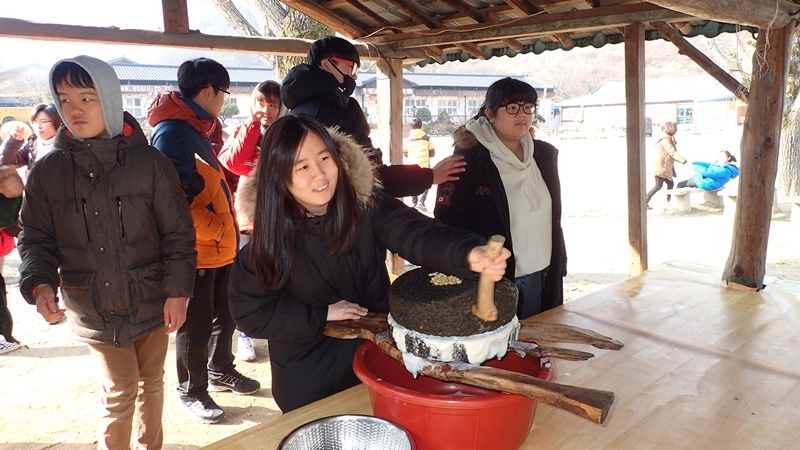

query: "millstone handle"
xmin=472 ymin=235 xmax=506 ymax=322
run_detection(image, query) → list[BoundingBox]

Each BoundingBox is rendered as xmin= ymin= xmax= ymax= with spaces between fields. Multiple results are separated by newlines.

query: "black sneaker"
xmin=179 ymin=393 xmax=225 ymax=424
xmin=208 ymin=369 xmax=260 ymax=395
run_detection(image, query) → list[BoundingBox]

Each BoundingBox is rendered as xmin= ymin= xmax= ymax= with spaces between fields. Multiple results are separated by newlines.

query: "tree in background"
xmin=210 ymin=0 xmax=331 ymax=80
xmin=415 ymin=107 xmax=432 ymax=123
xmin=778 ymin=29 xmax=800 ymax=199
xmin=219 ymin=103 xmax=240 ymax=124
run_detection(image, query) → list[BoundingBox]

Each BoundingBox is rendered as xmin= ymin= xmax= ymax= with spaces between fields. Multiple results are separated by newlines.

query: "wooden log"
xmin=723 ymin=23 xmax=796 ymax=289
xmin=161 ymin=0 xmax=189 ymax=34
xmin=517 ymin=321 xmax=624 ymax=350
xmin=648 ymin=0 xmax=795 ymax=29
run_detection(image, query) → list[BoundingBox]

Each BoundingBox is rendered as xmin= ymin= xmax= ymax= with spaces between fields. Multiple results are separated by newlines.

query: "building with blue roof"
xmin=359 ymin=72 xmax=554 ymax=126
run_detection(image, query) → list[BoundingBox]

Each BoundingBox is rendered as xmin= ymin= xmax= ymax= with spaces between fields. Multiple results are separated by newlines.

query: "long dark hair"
xmin=249 ymin=115 xmax=361 ymax=289
xmin=473 ymin=77 xmax=538 ymax=120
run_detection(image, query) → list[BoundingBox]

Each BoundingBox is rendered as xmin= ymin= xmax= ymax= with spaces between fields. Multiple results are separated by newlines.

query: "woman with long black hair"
xmin=227 ymin=115 xmax=510 ymax=413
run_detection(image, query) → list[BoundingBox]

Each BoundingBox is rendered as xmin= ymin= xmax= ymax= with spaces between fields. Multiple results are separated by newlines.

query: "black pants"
xmin=646 ymin=176 xmax=674 ymax=202
xmin=175 ymin=265 xmax=236 ymax=397
xmin=676 ymin=178 xmax=697 ymax=188
xmin=0 ymin=276 xmax=15 ymax=343
xmin=514 ymin=267 xmax=548 ymax=320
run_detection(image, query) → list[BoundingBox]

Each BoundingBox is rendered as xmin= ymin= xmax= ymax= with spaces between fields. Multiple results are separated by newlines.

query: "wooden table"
xmin=203 ymin=261 xmax=800 ymax=449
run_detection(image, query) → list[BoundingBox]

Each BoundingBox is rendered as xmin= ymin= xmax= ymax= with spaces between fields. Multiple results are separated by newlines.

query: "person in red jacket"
xmin=218 ymin=80 xmax=284 ymax=363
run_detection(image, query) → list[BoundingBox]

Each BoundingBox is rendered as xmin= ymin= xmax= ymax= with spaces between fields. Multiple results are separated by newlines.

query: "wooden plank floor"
xmin=203 ymin=261 xmax=800 ymax=449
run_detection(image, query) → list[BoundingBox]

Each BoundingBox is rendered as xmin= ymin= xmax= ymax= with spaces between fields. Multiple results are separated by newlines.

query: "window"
xmin=124 ymin=97 xmax=143 ymax=119
xmin=404 ymin=98 xmax=428 ymax=121
xmin=438 ymin=99 xmax=459 ymax=115
xmin=677 ymin=103 xmax=693 ymax=125
xmin=467 ymin=98 xmax=482 ymax=116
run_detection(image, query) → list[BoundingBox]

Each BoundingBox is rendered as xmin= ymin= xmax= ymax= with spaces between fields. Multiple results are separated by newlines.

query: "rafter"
xmin=280 ymin=0 xmax=367 ymax=38
xmin=362 ymin=3 xmax=689 ymax=49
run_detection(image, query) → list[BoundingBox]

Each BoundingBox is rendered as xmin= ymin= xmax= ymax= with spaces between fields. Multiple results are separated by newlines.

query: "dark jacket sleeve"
xmin=228 ymin=245 xmax=330 ymax=340
xmin=17 ymin=166 xmax=60 ymax=304
xmin=151 ymin=156 xmax=197 ymax=298
xmin=433 ymin=147 xmax=478 ymax=231
xmin=378 ymin=164 xmax=434 ymax=198
xmin=1 ymin=136 xmax=30 ymax=168
xmin=150 ymin=122 xmax=196 ymax=187
xmin=371 ymin=192 xmax=483 ymax=278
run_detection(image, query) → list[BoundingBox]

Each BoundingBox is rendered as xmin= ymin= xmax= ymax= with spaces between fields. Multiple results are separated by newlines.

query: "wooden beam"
xmin=723 ymin=22 xmax=796 ymax=289
xmin=648 ymin=0 xmax=795 ymax=29
xmin=438 ymin=0 xmax=486 ymax=23
xmin=279 ymin=0 xmax=367 ymax=38
xmin=456 ymin=42 xmax=486 ymax=59
xmin=161 ymin=0 xmax=189 ymax=33
xmin=376 ymin=58 xmax=404 ymax=166
xmin=0 ymin=18 xmax=428 ymax=63
xmin=362 ymin=3 xmax=690 ymax=48
xmin=650 ymin=21 xmax=749 ymax=104
xmin=344 ymin=0 xmax=391 ymax=29
xmin=380 ymin=0 xmax=441 ymax=30
xmin=624 ymin=22 xmax=647 ymax=276
xmin=501 ymin=38 xmax=525 ymax=52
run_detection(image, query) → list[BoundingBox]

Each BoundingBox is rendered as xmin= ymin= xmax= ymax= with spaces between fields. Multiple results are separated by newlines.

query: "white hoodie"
xmin=465 ymin=116 xmax=551 ymax=277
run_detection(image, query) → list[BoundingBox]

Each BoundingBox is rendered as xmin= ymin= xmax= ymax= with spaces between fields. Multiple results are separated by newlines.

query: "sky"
xmin=0 ymin=0 xmax=267 ymax=70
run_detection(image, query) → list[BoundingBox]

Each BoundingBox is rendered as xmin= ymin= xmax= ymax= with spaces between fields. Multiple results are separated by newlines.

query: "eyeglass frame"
xmin=209 ymin=86 xmax=231 ymax=99
xmin=501 ymin=102 xmax=536 ymax=115
xmin=35 ymin=120 xmax=54 ymax=126
xmin=327 ymin=57 xmax=359 ymax=77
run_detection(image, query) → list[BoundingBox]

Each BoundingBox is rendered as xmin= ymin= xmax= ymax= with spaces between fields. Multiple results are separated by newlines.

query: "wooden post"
xmin=723 ymin=23 xmax=796 ymax=289
xmin=624 ymin=23 xmax=647 ymax=276
xmin=161 ymin=0 xmax=190 ymax=34
xmin=377 ymin=58 xmax=406 ymax=275
xmin=376 ymin=58 xmax=405 ymax=165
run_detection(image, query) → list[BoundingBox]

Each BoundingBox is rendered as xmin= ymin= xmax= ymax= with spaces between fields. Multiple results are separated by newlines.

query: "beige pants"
xmin=87 ymin=328 xmax=169 ymax=450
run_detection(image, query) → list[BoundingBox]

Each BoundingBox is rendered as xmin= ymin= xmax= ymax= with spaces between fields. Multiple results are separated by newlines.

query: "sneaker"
xmin=0 ymin=337 xmax=21 ymax=355
xmin=237 ymin=333 xmax=256 ymax=362
xmin=208 ymin=368 xmax=260 ymax=395
xmin=417 ymin=204 xmax=428 ymax=212
xmin=179 ymin=393 xmax=225 ymax=424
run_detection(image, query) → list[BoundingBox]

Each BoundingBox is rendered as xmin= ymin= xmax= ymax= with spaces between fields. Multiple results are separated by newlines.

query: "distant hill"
xmin=414 ymin=33 xmax=751 ymax=101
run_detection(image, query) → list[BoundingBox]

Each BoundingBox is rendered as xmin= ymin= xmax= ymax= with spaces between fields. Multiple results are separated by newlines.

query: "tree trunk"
xmin=723 ymin=23 xmax=796 ymax=289
xmin=778 ymin=95 xmax=800 ymax=198
xmin=276 ymin=9 xmax=331 ymax=80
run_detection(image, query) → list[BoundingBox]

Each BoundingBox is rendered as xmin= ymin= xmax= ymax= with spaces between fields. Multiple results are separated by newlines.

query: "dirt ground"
xmin=3 ymin=132 xmax=800 ymax=449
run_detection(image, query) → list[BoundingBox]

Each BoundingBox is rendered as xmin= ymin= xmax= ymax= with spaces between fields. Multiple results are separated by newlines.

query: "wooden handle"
xmin=473 ymin=235 xmax=505 ymax=321
xmin=509 ymin=341 xmax=597 ymax=362
xmin=517 ymin=321 xmax=625 ymax=350
xmin=323 ymin=319 xmax=615 ymax=424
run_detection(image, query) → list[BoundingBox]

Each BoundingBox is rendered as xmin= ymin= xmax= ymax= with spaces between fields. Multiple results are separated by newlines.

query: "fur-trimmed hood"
xmin=235 ymin=126 xmax=381 ymax=227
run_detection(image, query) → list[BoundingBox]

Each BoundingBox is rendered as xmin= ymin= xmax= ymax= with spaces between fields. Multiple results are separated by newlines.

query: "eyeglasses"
xmin=328 ymin=57 xmax=359 ymax=77
xmin=503 ymin=103 xmax=536 ymax=115
xmin=217 ymin=87 xmax=231 ymax=100
xmin=36 ymin=120 xmax=53 ymax=126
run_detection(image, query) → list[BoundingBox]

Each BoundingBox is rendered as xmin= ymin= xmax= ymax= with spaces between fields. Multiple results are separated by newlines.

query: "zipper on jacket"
xmin=116 ymin=196 xmax=126 ymax=238
xmin=81 ymin=199 xmax=92 ymax=242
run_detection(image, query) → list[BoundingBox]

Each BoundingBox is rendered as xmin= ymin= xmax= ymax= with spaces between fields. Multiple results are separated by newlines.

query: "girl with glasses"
xmin=434 ymin=77 xmax=568 ymax=319
xmin=1 ymin=103 xmax=63 ymax=171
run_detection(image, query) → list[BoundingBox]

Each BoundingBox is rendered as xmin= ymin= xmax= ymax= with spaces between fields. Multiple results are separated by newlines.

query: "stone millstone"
xmin=389 ymin=268 xmax=518 ymax=336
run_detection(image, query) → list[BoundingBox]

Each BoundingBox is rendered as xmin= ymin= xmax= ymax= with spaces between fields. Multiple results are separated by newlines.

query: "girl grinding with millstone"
xmin=227 ymin=115 xmax=511 ymax=413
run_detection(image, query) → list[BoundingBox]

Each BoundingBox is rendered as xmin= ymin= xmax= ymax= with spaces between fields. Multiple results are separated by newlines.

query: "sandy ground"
xmin=2 ymin=130 xmax=800 ymax=449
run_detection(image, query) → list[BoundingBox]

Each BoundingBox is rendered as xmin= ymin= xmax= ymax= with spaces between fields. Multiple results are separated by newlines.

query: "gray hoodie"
xmin=49 ymin=55 xmax=123 ymax=140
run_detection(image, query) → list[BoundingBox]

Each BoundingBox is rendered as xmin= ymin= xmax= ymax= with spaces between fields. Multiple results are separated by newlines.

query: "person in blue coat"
xmin=676 ymin=150 xmax=739 ymax=190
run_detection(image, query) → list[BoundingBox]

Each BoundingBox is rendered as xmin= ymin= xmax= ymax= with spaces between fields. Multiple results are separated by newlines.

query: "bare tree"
xmin=209 ymin=0 xmax=331 ymax=80
xmin=778 ymin=29 xmax=800 ymax=198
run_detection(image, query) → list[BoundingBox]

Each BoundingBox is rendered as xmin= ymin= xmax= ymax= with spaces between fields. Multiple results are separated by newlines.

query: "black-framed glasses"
xmin=217 ymin=87 xmax=231 ymax=99
xmin=503 ymin=103 xmax=536 ymax=115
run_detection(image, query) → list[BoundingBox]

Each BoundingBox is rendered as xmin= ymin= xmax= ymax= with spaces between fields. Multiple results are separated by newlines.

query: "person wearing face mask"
xmin=280 ymin=36 xmax=466 ymax=199
xmin=434 ymin=77 xmax=568 ymax=319
xmin=1 ymin=103 xmax=63 ymax=171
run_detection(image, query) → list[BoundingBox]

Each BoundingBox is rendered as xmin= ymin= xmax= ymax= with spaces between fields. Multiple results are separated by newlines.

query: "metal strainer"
xmin=277 ymin=414 xmax=414 ymax=450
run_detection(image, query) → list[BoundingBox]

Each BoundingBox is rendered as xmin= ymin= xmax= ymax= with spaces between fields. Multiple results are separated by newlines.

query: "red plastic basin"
xmin=352 ymin=341 xmax=554 ymax=450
